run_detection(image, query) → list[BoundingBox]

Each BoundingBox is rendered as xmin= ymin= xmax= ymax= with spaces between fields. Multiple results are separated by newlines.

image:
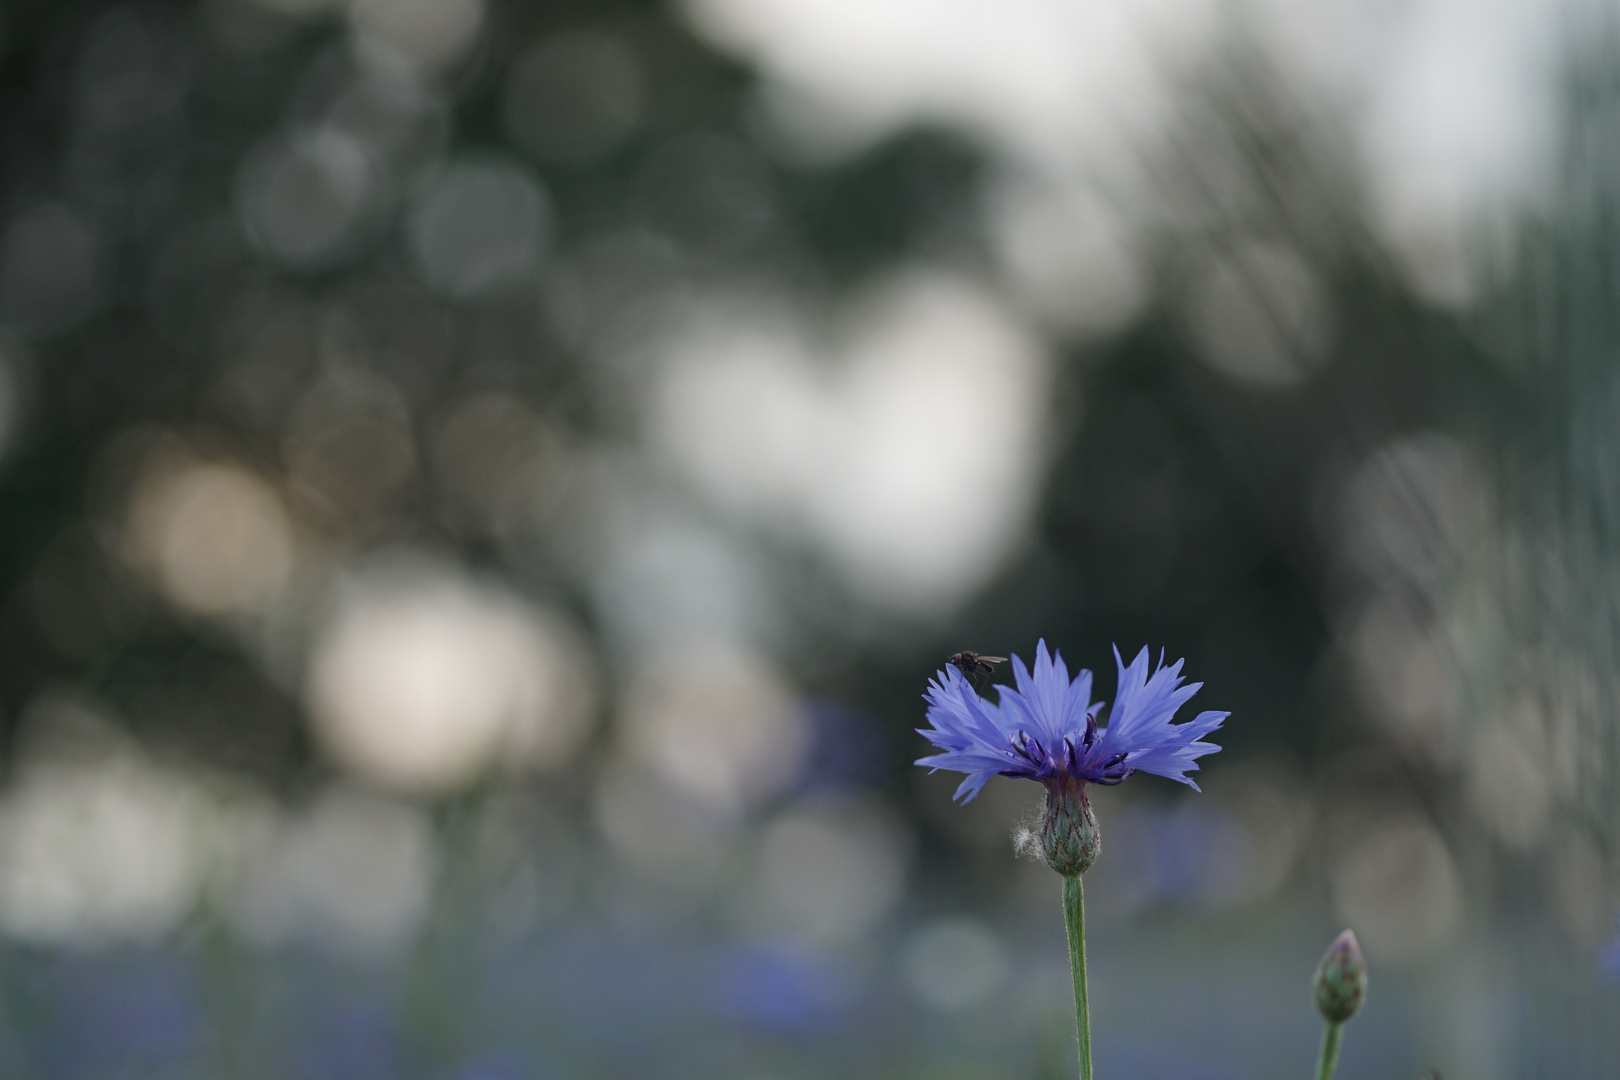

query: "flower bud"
xmin=1313 ymin=929 xmax=1367 ymax=1023
xmin=1039 ymin=776 xmax=1100 ymax=876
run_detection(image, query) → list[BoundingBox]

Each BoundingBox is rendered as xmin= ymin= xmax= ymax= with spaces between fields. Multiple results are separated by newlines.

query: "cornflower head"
xmin=916 ymin=640 xmax=1226 ymax=875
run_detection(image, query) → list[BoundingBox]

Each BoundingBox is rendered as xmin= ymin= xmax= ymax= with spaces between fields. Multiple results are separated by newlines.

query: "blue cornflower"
xmin=916 ymin=640 xmax=1227 ymax=804
xmin=918 ymin=641 xmax=1226 ymax=877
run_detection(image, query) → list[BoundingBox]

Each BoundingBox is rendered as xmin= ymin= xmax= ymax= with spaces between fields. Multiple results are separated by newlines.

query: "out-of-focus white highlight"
xmin=0 ymin=696 xmax=206 ymax=946
xmin=750 ymin=799 xmax=911 ymax=943
xmin=1186 ymin=241 xmax=1333 ymax=388
xmin=689 ymin=0 xmax=1565 ymax=311
xmin=1468 ymin=670 xmax=1581 ymax=853
xmin=901 ymin=916 xmax=1010 ymax=1012
xmin=1363 ymin=0 xmax=1555 ymax=306
xmin=682 ymin=0 xmax=1217 ymax=170
xmin=237 ymin=128 xmax=381 ymax=270
xmin=582 ymin=496 xmax=783 ymax=663
xmin=322 ymin=53 xmax=450 ymax=170
xmin=222 ymin=785 xmax=437 ymax=955
xmin=307 ymin=561 xmax=595 ymax=794
xmin=651 ymin=273 xmax=1050 ymax=612
xmin=126 ymin=456 xmax=296 ymax=617
xmin=1253 ymin=0 xmax=1557 ymax=307
xmin=1468 ymin=710 xmax=1551 ymax=851
xmin=593 ymin=762 xmax=736 ymax=887
xmin=1338 ymin=434 xmax=1490 ymax=593
xmin=1553 ymin=836 xmax=1611 ymax=944
xmin=1331 ymin=814 xmax=1462 ymax=963
xmin=622 ymin=647 xmax=809 ymax=814
xmin=1346 ymin=594 xmax=1459 ymax=764
xmin=1334 ymin=435 xmax=1499 ymax=769
xmin=408 ymin=160 xmax=551 ymax=298
xmin=985 ymin=173 xmax=1146 ymax=339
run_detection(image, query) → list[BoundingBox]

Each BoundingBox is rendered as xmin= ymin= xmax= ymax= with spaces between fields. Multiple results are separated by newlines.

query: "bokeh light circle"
xmin=407 ymin=160 xmax=552 ymax=297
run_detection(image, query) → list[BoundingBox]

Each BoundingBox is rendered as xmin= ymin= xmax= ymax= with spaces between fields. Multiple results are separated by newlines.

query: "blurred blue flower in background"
xmin=297 ymin=998 xmax=399 ymax=1080
xmin=40 ymin=954 xmax=200 ymax=1080
xmin=1598 ymin=918 xmax=1620 ymax=985
xmin=916 ymin=641 xmax=1226 ymax=802
xmin=710 ymin=943 xmax=856 ymax=1035
xmin=452 ymin=1049 xmax=560 ymax=1080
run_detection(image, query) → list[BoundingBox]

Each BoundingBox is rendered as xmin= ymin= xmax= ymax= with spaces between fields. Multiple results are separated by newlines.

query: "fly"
xmin=948 ymin=651 xmax=1007 ymax=683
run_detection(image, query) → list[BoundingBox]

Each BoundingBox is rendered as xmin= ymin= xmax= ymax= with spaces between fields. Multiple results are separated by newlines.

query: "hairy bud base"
xmin=1040 ymin=776 xmax=1100 ymax=876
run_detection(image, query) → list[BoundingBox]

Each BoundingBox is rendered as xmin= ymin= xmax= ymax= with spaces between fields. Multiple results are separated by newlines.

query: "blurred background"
xmin=0 ymin=0 xmax=1616 ymax=1077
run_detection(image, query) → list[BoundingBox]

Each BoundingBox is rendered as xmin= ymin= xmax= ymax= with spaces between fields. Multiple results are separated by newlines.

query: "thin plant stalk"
xmin=1062 ymin=873 xmax=1093 ymax=1080
xmin=1314 ymin=1020 xmax=1343 ymax=1080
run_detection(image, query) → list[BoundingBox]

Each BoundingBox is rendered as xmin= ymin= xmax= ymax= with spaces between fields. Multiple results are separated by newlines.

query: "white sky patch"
xmin=648 ymin=272 xmax=1051 ymax=615
xmin=1252 ymin=0 xmax=1561 ymax=306
xmin=683 ymin=0 xmax=1217 ymax=172
xmin=685 ymin=0 xmax=1568 ymax=311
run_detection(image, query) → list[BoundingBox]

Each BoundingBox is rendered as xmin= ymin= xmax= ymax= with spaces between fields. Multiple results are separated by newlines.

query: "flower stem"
xmin=1314 ymin=1020 xmax=1343 ymax=1080
xmin=1062 ymin=873 xmax=1093 ymax=1080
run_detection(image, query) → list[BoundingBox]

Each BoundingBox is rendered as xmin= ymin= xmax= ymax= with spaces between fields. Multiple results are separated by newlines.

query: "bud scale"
xmin=1040 ymin=776 xmax=1100 ymax=876
xmin=1313 ymin=928 xmax=1367 ymax=1024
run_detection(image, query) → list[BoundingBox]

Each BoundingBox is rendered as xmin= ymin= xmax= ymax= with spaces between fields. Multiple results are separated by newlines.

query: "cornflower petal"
xmin=915 ymin=641 xmax=1225 ymax=801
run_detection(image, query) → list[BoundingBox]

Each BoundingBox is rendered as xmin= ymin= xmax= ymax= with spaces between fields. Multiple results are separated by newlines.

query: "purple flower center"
xmin=1009 ymin=712 xmax=1134 ymax=786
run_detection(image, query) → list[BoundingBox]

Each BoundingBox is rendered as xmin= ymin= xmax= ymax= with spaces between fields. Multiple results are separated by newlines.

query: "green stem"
xmin=1314 ymin=1021 xmax=1343 ymax=1080
xmin=1062 ymin=873 xmax=1093 ymax=1080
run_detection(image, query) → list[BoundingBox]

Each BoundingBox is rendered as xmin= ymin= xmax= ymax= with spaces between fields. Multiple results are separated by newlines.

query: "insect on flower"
xmin=919 ymin=640 xmax=1227 ymax=877
xmin=918 ymin=640 xmax=1226 ymax=804
xmin=916 ymin=640 xmax=1230 ymax=1080
xmin=947 ymin=651 xmax=1006 ymax=683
